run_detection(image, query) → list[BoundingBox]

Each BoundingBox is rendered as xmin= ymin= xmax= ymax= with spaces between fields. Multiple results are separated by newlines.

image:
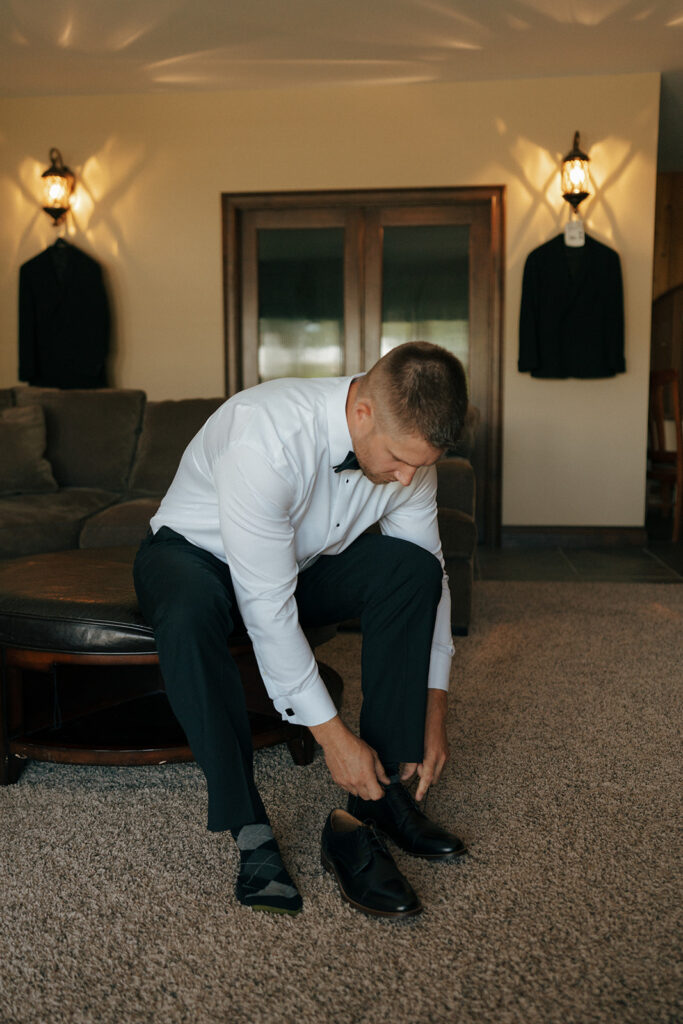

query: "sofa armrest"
xmin=449 ymin=404 xmax=481 ymax=461
xmin=436 ymin=457 xmax=475 ymax=516
xmin=437 ymin=507 xmax=477 ymax=560
xmin=0 ymin=388 xmax=15 ymax=413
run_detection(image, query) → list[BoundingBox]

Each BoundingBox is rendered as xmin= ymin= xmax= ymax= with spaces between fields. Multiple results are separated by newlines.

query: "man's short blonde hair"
xmin=360 ymin=342 xmax=468 ymax=451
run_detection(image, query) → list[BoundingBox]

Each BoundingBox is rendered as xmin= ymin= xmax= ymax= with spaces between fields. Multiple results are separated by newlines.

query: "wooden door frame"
xmin=222 ymin=186 xmax=505 ymax=545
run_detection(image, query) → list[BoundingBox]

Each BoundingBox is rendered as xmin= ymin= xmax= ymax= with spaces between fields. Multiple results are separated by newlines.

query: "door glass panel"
xmin=379 ymin=225 xmax=470 ymax=373
xmin=257 ymin=228 xmax=344 ymax=380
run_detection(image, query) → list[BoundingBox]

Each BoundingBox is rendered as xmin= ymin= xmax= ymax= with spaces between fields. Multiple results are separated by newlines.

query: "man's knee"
xmin=369 ymin=536 xmax=442 ymax=597
xmin=397 ymin=538 xmax=443 ymax=593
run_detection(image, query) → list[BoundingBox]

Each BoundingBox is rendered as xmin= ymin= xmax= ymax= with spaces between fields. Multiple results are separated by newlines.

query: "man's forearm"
xmin=309 ymin=714 xmax=389 ymax=800
xmin=309 ymin=712 xmax=348 ymax=747
xmin=426 ymin=686 xmax=448 ymax=715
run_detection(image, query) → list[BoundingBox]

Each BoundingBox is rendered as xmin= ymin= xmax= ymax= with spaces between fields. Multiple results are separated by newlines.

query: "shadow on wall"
xmin=15 ymin=139 xmax=147 ymax=261
xmin=490 ymin=118 xmax=644 ymax=281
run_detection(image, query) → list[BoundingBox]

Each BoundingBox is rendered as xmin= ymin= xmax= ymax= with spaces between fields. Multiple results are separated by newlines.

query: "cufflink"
xmin=285 ymin=708 xmax=294 ymax=717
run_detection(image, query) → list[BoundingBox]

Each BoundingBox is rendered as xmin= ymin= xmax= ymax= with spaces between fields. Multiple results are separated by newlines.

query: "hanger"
xmin=563 ymin=212 xmax=586 ymax=248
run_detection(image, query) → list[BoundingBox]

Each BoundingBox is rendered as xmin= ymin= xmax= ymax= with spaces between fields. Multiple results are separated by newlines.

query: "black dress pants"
xmin=133 ymin=526 xmax=443 ymax=832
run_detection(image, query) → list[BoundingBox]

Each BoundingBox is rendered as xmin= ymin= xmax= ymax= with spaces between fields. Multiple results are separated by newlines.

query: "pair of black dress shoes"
xmin=321 ymin=781 xmax=467 ymax=918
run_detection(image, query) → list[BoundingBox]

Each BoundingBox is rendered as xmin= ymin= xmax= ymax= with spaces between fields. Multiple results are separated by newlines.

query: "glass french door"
xmin=224 ymin=189 xmax=503 ymax=543
xmin=238 ymin=207 xmax=362 ymax=386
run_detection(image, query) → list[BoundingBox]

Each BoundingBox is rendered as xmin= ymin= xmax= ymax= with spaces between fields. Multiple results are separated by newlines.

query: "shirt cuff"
xmin=427 ymin=641 xmax=453 ymax=692
xmin=271 ymin=675 xmax=338 ymax=727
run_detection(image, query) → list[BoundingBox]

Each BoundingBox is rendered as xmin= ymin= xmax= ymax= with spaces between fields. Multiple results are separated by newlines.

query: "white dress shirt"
xmin=151 ymin=376 xmax=454 ymax=727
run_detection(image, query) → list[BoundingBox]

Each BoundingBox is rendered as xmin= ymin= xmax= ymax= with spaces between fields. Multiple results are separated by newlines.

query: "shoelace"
xmin=352 ymin=822 xmax=390 ymax=872
xmin=363 ymin=821 xmax=389 ymax=851
xmin=388 ymin=779 xmax=431 ymax=823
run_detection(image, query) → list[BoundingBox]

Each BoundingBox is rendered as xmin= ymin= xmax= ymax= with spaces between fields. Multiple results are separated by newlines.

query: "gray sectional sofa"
xmin=0 ymin=385 xmax=477 ymax=632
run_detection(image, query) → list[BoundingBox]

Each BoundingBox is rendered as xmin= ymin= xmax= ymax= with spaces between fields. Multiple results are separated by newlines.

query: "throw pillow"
xmin=0 ymin=404 xmax=58 ymax=495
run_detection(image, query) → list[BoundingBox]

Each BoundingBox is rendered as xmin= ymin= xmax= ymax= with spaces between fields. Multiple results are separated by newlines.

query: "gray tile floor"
xmin=476 ymin=511 xmax=683 ymax=582
xmin=475 ymin=543 xmax=683 ymax=582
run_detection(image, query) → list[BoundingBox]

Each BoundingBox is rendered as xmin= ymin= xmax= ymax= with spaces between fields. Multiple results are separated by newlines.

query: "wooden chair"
xmin=647 ymin=369 xmax=683 ymax=542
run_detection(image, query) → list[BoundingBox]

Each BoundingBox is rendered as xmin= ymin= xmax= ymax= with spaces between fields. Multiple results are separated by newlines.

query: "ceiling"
xmin=1 ymin=0 xmax=682 ymax=168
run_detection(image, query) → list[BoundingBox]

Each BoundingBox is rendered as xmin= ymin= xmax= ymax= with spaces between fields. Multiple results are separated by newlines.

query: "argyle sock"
xmin=233 ymin=823 xmax=303 ymax=916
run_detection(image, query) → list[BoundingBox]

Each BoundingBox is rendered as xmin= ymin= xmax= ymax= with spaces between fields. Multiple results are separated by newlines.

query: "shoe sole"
xmin=396 ymin=843 xmax=468 ymax=861
xmin=320 ymin=850 xmax=423 ymax=919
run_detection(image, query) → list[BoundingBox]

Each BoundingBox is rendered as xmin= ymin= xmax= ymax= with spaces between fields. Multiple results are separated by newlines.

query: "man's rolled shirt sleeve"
xmin=213 ymin=445 xmax=337 ymax=727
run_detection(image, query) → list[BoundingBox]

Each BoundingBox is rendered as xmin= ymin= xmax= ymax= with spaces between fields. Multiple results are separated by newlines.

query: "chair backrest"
xmin=648 ymin=369 xmax=682 ymax=464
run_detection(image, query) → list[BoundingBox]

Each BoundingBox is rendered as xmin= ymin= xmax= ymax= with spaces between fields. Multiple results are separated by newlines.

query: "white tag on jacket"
xmin=564 ymin=220 xmax=586 ymax=247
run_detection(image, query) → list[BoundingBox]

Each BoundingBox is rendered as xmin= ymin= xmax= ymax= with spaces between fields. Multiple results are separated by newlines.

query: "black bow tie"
xmin=334 ymin=450 xmax=361 ymax=473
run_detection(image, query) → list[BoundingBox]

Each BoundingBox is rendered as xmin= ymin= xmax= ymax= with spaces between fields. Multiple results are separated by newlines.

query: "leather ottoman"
xmin=0 ymin=547 xmax=341 ymax=784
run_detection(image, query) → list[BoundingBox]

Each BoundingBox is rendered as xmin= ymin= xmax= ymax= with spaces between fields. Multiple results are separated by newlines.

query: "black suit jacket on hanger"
xmin=19 ymin=242 xmax=110 ymax=388
xmin=518 ymin=234 xmax=625 ymax=379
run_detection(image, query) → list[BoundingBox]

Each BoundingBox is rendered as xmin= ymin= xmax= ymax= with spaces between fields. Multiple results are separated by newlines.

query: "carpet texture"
xmin=1 ymin=581 xmax=681 ymax=1024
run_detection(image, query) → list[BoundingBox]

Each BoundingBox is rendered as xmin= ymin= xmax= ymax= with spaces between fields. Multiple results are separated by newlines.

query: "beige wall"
xmin=0 ymin=72 xmax=660 ymax=527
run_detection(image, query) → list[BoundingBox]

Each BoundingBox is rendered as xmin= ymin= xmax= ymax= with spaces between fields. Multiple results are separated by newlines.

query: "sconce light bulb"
xmin=568 ymin=163 xmax=585 ymax=188
xmin=46 ymin=177 xmax=69 ymax=204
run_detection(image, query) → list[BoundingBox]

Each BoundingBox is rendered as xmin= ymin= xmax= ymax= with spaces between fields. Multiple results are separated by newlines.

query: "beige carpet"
xmin=1 ymin=581 xmax=681 ymax=1024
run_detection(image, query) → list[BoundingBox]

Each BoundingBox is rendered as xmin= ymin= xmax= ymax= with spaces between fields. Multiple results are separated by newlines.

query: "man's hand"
xmin=309 ymin=715 xmax=389 ymax=800
xmin=401 ymin=689 xmax=449 ymax=801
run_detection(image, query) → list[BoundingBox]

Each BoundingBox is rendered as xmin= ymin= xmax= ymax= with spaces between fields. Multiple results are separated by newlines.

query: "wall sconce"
xmin=561 ymin=132 xmax=591 ymax=213
xmin=41 ymin=147 xmax=75 ymax=225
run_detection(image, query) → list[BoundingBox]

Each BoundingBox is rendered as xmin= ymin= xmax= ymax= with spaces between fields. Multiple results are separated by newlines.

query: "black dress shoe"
xmin=321 ymin=809 xmax=422 ymax=918
xmin=347 ymin=782 xmax=467 ymax=860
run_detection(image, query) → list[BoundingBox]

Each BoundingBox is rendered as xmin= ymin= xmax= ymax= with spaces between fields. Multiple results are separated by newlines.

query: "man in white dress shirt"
xmin=134 ymin=341 xmax=469 ymax=918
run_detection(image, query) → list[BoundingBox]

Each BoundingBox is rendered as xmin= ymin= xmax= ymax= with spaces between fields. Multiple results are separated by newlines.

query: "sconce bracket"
xmin=563 ymin=191 xmax=589 ymax=211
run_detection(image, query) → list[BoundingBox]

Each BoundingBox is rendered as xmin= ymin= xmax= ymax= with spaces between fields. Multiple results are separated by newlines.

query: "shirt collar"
xmin=326 ymin=376 xmax=357 ymax=469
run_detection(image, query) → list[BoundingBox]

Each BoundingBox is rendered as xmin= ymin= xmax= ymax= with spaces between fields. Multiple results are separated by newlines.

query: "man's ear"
xmin=350 ymin=395 xmax=375 ymax=437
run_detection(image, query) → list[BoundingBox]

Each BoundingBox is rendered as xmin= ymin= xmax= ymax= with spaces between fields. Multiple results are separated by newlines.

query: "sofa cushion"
xmin=79 ymin=497 xmax=160 ymax=549
xmin=127 ymin=397 xmax=224 ymax=497
xmin=0 ymin=488 xmax=119 ymax=559
xmin=14 ymin=387 xmax=145 ymax=491
xmin=0 ymin=405 xmax=58 ymax=496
